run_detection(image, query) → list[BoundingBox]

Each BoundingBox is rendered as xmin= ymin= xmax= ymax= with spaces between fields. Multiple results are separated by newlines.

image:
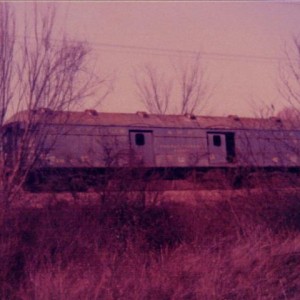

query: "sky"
xmin=13 ymin=1 xmax=300 ymax=117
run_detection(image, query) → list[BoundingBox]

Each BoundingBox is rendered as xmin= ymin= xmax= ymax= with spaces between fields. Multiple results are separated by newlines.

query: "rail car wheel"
xmin=245 ymin=171 xmax=298 ymax=189
xmin=68 ymin=175 xmax=88 ymax=192
xmin=227 ymin=169 xmax=246 ymax=189
xmin=24 ymin=171 xmax=44 ymax=192
xmin=269 ymin=171 xmax=298 ymax=188
xmin=48 ymin=176 xmax=68 ymax=192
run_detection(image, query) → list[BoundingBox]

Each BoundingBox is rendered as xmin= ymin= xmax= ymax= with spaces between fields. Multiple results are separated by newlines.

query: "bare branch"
xmin=0 ymin=4 xmax=110 ymax=207
xmin=134 ymin=64 xmax=172 ymax=114
xmin=278 ymin=36 xmax=300 ymax=110
xmin=134 ymin=55 xmax=210 ymax=115
xmin=0 ymin=3 xmax=15 ymax=126
xmin=175 ymin=55 xmax=209 ymax=115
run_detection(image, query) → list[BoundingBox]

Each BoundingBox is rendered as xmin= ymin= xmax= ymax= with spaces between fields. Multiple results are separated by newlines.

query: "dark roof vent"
xmin=136 ymin=111 xmax=149 ymax=118
xmin=85 ymin=109 xmax=98 ymax=116
xmin=32 ymin=108 xmax=52 ymax=115
xmin=269 ymin=116 xmax=281 ymax=123
xmin=184 ymin=113 xmax=196 ymax=120
xmin=228 ymin=115 xmax=240 ymax=121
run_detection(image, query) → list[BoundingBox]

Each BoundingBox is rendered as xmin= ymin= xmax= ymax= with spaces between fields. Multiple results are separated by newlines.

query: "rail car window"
xmin=135 ymin=133 xmax=145 ymax=146
xmin=213 ymin=135 xmax=221 ymax=147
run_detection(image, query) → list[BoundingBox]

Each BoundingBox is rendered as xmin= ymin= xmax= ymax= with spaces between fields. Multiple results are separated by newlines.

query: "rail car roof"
xmin=5 ymin=109 xmax=300 ymax=130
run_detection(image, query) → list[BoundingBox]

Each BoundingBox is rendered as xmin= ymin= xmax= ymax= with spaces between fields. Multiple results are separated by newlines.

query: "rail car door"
xmin=207 ymin=132 xmax=235 ymax=165
xmin=129 ymin=130 xmax=155 ymax=166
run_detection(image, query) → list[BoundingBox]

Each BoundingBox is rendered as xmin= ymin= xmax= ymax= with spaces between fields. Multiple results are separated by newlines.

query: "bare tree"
xmin=134 ymin=55 xmax=209 ymax=115
xmin=175 ymin=55 xmax=209 ymax=115
xmin=278 ymin=36 xmax=300 ymax=116
xmin=134 ymin=64 xmax=172 ymax=114
xmin=0 ymin=3 xmax=14 ymax=127
xmin=0 ymin=3 xmax=106 ymax=207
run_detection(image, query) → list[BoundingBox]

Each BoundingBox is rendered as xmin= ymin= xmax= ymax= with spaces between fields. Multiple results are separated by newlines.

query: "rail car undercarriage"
xmin=24 ymin=167 xmax=300 ymax=193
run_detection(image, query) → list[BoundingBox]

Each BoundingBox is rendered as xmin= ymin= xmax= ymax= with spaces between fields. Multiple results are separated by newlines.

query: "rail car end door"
xmin=129 ymin=130 xmax=154 ymax=166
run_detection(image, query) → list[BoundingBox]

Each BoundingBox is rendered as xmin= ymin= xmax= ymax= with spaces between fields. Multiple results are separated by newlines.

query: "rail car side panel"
xmin=235 ymin=129 xmax=300 ymax=167
xmin=153 ymin=128 xmax=209 ymax=167
xmin=30 ymin=123 xmax=300 ymax=170
xmin=42 ymin=125 xmax=131 ymax=168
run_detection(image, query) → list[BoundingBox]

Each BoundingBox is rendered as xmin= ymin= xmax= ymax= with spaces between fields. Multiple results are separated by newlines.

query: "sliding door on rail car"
xmin=207 ymin=132 xmax=236 ymax=164
xmin=129 ymin=130 xmax=154 ymax=166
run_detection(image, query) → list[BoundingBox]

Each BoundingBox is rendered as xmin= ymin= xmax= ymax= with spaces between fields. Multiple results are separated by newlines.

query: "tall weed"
xmin=0 ymin=190 xmax=300 ymax=299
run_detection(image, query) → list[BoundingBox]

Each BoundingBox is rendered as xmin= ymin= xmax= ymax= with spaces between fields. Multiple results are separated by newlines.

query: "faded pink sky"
xmin=14 ymin=2 xmax=300 ymax=117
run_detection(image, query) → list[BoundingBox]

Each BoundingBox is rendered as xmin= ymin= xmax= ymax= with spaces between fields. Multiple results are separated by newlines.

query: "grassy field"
xmin=0 ymin=189 xmax=300 ymax=299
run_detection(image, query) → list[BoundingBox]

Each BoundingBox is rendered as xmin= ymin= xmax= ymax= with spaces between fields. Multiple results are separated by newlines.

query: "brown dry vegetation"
xmin=1 ymin=190 xmax=300 ymax=299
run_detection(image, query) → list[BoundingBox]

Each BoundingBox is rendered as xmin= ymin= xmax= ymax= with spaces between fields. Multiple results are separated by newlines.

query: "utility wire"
xmin=89 ymin=41 xmax=290 ymax=64
xmin=16 ymin=35 xmax=294 ymax=64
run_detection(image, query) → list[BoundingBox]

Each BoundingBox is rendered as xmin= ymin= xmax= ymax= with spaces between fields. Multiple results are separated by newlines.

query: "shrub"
xmin=0 ymin=190 xmax=300 ymax=298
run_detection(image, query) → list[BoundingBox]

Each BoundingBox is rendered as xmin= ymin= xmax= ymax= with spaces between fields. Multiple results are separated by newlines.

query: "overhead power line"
xmin=90 ymin=41 xmax=290 ymax=63
xmin=17 ymin=35 xmax=293 ymax=64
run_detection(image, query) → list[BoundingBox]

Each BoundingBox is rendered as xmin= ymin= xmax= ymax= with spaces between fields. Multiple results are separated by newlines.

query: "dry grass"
xmin=1 ymin=190 xmax=300 ymax=299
